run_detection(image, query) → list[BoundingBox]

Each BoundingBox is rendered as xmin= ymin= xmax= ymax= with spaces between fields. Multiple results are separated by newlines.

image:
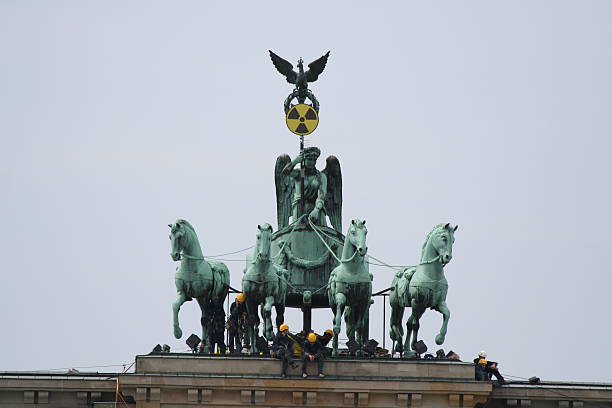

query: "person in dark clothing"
xmin=319 ymin=329 xmax=333 ymax=347
xmin=271 ymin=323 xmax=296 ymax=377
xmin=225 ymin=293 xmax=247 ymax=353
xmin=207 ymin=301 xmax=226 ymax=354
xmin=474 ymin=351 xmax=507 ymax=384
xmin=301 ymin=332 xmax=325 ymax=378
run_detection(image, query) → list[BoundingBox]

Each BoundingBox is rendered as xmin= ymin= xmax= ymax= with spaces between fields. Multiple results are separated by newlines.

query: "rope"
xmin=367 ymin=254 xmax=403 ymax=271
xmin=206 ymin=246 xmax=254 ymax=258
xmin=305 ymin=222 xmax=443 ymax=269
xmin=308 ymin=218 xmax=357 ymax=263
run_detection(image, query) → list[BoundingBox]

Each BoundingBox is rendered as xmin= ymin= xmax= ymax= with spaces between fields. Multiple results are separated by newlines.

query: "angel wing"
xmin=305 ymin=51 xmax=330 ymax=82
xmin=322 ymin=155 xmax=342 ymax=232
xmin=275 ymin=154 xmax=295 ymax=230
xmin=269 ymin=50 xmax=297 ymax=84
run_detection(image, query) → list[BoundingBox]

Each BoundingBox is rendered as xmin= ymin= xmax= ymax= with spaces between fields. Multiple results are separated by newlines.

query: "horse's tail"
xmin=390 ymin=266 xmax=416 ymax=307
xmin=401 ymin=266 xmax=417 ymax=284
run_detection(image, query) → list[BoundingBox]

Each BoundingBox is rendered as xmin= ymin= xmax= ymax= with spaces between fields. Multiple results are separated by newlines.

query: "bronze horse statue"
xmin=168 ymin=219 xmax=230 ymax=352
xmin=242 ymin=223 xmax=288 ymax=352
xmin=327 ymin=219 xmax=372 ymax=356
xmin=389 ymin=223 xmax=458 ymax=356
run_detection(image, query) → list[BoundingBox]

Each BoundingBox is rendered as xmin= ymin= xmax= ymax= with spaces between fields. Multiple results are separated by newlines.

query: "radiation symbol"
xmin=286 ymin=104 xmax=319 ymax=136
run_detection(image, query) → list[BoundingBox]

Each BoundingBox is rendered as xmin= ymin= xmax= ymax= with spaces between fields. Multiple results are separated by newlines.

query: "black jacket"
xmin=272 ymin=332 xmax=293 ymax=352
xmin=229 ymin=301 xmax=246 ymax=322
xmin=319 ymin=333 xmax=332 ymax=347
xmin=301 ymin=339 xmax=324 ymax=355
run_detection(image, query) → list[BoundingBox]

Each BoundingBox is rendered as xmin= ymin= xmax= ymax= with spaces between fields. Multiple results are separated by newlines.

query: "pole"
xmin=382 ymin=294 xmax=386 ymax=351
xmin=299 ymin=135 xmax=305 ymax=220
xmin=226 ymin=295 xmax=230 ymax=350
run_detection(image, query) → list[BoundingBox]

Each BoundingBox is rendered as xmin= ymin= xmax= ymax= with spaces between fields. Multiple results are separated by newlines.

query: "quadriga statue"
xmin=389 ymin=223 xmax=458 ymax=357
xmin=168 ymin=219 xmax=230 ymax=352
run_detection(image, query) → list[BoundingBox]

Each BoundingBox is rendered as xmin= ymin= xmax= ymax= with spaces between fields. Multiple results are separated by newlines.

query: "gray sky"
xmin=1 ymin=1 xmax=611 ymax=382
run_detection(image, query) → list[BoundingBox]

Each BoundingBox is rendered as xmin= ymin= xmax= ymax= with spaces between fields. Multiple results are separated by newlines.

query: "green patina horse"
xmin=168 ymin=219 xmax=230 ymax=352
xmin=327 ymin=219 xmax=372 ymax=356
xmin=389 ymin=223 xmax=458 ymax=357
xmin=242 ymin=223 xmax=288 ymax=352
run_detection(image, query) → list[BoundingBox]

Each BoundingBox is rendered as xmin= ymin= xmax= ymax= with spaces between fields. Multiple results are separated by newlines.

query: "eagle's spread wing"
xmin=322 ymin=155 xmax=342 ymax=232
xmin=269 ymin=50 xmax=297 ymax=84
xmin=275 ymin=154 xmax=294 ymax=230
xmin=305 ymin=51 xmax=330 ymax=83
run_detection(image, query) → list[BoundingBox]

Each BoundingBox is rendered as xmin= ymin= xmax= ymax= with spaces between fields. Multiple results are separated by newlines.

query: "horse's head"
xmin=426 ymin=223 xmax=458 ymax=265
xmin=255 ymin=223 xmax=274 ymax=262
xmin=348 ymin=219 xmax=368 ymax=256
xmin=168 ymin=220 xmax=188 ymax=261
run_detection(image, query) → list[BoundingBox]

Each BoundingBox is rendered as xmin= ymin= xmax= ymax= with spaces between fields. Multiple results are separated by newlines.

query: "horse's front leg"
xmin=435 ymin=300 xmax=451 ymax=345
xmin=405 ymin=301 xmax=425 ymax=357
xmin=172 ymin=290 xmax=187 ymax=339
xmin=245 ymin=299 xmax=259 ymax=353
xmin=332 ymin=292 xmax=346 ymax=357
xmin=197 ymin=298 xmax=211 ymax=353
xmin=262 ymin=296 xmax=275 ymax=341
xmin=354 ymin=305 xmax=368 ymax=357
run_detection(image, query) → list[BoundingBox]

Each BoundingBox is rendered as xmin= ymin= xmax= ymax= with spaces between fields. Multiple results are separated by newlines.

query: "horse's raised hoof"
xmin=435 ymin=334 xmax=445 ymax=345
xmin=173 ymin=326 xmax=183 ymax=339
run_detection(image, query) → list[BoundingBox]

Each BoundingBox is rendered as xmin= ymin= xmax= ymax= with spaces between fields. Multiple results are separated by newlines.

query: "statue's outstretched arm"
xmin=282 ymin=153 xmax=303 ymax=175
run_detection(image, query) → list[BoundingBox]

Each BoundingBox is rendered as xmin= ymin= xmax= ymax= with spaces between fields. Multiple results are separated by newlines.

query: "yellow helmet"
xmin=324 ymin=329 xmax=333 ymax=336
xmin=308 ymin=332 xmax=317 ymax=343
xmin=279 ymin=323 xmax=289 ymax=332
xmin=236 ymin=293 xmax=246 ymax=303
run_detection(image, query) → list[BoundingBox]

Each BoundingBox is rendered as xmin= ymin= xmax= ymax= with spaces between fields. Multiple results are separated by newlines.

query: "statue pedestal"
xmin=121 ymin=354 xmax=491 ymax=407
xmin=136 ymin=353 xmax=475 ymax=379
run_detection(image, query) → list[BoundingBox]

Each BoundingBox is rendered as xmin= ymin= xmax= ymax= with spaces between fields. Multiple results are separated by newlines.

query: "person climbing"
xmin=474 ymin=351 xmax=507 ymax=384
xmin=225 ymin=293 xmax=247 ymax=353
xmin=301 ymin=332 xmax=326 ymax=378
xmin=271 ymin=323 xmax=297 ymax=377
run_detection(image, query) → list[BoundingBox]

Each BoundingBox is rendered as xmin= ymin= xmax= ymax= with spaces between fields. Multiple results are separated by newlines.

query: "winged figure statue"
xmin=275 ymin=146 xmax=342 ymax=232
xmin=269 ymin=50 xmax=330 ymax=113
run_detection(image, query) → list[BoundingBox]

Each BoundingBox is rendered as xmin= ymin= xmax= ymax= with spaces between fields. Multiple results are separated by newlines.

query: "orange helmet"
xmin=279 ymin=323 xmax=289 ymax=332
xmin=308 ymin=333 xmax=317 ymax=343
xmin=324 ymin=329 xmax=333 ymax=336
xmin=236 ymin=293 xmax=246 ymax=303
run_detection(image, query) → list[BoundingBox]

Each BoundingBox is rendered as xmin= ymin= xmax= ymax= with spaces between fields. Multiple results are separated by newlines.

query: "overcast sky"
xmin=1 ymin=1 xmax=611 ymax=382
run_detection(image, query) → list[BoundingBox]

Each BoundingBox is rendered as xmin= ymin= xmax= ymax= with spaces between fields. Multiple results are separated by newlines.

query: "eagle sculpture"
xmin=269 ymin=51 xmax=330 ymax=112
